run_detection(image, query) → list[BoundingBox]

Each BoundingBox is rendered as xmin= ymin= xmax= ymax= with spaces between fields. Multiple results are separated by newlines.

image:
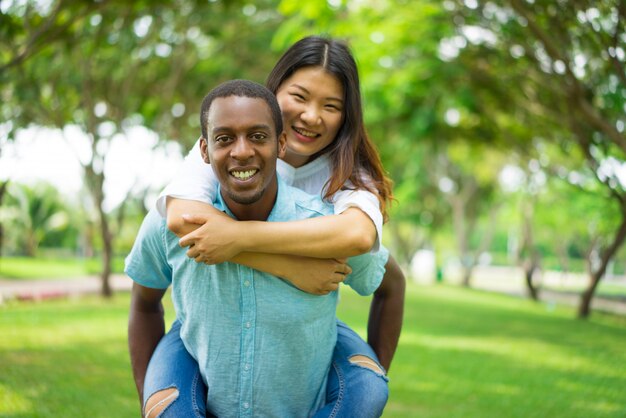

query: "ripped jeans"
xmin=143 ymin=320 xmax=389 ymax=418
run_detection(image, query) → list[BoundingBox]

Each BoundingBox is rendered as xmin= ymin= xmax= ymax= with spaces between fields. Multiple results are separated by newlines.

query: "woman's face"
xmin=275 ymin=66 xmax=344 ymax=168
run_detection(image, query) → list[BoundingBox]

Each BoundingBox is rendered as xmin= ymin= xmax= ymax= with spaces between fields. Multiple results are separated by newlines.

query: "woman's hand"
xmin=178 ymin=212 xmax=244 ymax=264
xmin=281 ymin=257 xmax=352 ymax=295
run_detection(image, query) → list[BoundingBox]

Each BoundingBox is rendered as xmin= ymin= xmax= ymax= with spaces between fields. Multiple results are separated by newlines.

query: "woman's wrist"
xmin=236 ymin=221 xmax=263 ymax=254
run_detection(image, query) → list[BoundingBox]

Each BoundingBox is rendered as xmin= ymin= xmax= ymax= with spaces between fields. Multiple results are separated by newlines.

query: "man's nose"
xmin=230 ymin=137 xmax=255 ymax=160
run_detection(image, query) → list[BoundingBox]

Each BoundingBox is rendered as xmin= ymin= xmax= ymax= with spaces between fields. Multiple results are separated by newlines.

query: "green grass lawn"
xmin=0 ymin=256 xmax=125 ymax=280
xmin=1 ymin=284 xmax=625 ymax=417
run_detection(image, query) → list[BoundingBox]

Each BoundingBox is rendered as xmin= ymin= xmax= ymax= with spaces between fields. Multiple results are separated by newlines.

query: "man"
xmin=126 ymin=80 xmax=384 ymax=417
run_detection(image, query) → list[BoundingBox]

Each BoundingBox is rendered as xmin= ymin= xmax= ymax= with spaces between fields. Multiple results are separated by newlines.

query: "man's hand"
xmin=281 ymin=257 xmax=352 ymax=295
xmin=178 ymin=212 xmax=243 ymax=264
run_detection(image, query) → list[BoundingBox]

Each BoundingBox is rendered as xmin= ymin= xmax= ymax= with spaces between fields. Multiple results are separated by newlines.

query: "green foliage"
xmin=2 ymin=182 xmax=74 ymax=256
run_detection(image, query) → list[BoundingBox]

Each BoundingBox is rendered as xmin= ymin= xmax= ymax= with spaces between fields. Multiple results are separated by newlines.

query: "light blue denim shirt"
xmin=126 ymin=177 xmax=388 ymax=417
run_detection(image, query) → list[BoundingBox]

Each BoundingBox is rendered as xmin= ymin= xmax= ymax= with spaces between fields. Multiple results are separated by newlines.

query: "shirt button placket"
xmin=240 ymin=268 xmax=255 ymax=417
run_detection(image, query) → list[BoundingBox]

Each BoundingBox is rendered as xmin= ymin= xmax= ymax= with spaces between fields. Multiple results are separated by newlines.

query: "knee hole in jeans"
xmin=145 ymin=387 xmax=179 ymax=418
xmin=348 ymin=355 xmax=386 ymax=375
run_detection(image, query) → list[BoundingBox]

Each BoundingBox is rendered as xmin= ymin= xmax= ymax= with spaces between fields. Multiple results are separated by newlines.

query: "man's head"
xmin=199 ymin=80 xmax=286 ymax=220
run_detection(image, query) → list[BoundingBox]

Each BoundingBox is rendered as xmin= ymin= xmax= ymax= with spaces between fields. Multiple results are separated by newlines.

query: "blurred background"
xmin=1 ymin=1 xmax=625 ymax=417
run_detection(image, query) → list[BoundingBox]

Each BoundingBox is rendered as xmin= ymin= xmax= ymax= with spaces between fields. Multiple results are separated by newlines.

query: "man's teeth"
xmin=232 ymin=170 xmax=257 ymax=180
xmin=294 ymin=127 xmax=317 ymax=138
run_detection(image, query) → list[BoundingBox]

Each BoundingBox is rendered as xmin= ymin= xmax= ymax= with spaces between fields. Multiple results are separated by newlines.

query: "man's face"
xmin=200 ymin=96 xmax=286 ymax=208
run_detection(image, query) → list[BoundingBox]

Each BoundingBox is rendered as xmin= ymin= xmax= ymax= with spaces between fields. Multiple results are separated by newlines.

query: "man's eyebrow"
xmin=247 ymin=124 xmax=273 ymax=131
xmin=211 ymin=124 xmax=272 ymax=133
xmin=291 ymin=83 xmax=343 ymax=103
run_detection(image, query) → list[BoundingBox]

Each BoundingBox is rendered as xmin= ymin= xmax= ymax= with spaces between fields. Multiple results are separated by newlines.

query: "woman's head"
xmin=267 ymin=36 xmax=361 ymax=165
xmin=266 ymin=36 xmax=393 ymax=219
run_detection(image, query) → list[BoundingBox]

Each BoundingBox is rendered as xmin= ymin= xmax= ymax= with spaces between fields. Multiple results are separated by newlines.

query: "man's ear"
xmin=277 ymin=132 xmax=287 ymax=159
xmin=199 ymin=137 xmax=211 ymax=164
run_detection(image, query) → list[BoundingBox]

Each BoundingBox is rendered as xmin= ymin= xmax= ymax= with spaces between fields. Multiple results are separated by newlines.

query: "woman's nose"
xmin=300 ymin=106 xmax=321 ymax=126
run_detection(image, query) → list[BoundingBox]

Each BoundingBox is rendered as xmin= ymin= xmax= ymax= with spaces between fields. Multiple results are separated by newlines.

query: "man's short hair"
xmin=200 ymin=80 xmax=283 ymax=140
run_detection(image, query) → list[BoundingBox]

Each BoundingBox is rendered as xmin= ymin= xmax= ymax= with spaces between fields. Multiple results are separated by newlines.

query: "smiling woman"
xmin=276 ymin=66 xmax=344 ymax=168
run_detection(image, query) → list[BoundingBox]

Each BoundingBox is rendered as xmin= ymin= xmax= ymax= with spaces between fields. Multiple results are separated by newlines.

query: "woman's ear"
xmin=199 ymin=137 xmax=211 ymax=164
xmin=277 ymin=132 xmax=287 ymax=159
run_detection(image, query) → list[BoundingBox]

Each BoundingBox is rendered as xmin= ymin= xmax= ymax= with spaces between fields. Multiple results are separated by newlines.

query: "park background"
xmin=1 ymin=0 xmax=625 ymax=416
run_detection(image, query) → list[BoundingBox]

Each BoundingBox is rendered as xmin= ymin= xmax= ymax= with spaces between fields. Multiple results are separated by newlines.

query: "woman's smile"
xmin=276 ymin=66 xmax=344 ymax=167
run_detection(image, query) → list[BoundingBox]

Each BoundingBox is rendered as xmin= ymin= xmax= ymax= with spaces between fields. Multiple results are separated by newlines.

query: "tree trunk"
xmin=520 ymin=197 xmax=540 ymax=300
xmin=85 ymin=163 xmax=113 ymax=298
xmin=461 ymin=263 xmax=473 ymax=287
xmin=578 ymin=209 xmax=626 ymax=318
xmin=523 ymin=256 xmax=540 ymax=301
xmin=99 ymin=206 xmax=113 ymax=298
xmin=0 ymin=180 xmax=8 ymax=258
xmin=25 ymin=232 xmax=37 ymax=257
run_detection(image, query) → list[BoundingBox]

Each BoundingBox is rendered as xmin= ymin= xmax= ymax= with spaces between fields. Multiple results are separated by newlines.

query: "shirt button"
xmin=244 ymin=280 xmax=250 ymax=287
xmin=244 ymin=364 xmax=250 ymax=371
xmin=243 ymin=402 xmax=249 ymax=409
xmin=245 ymin=321 xmax=251 ymax=329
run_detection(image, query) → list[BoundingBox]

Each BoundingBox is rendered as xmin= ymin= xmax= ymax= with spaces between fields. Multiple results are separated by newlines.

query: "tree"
xmin=3 ymin=0 xmax=283 ymax=296
xmin=448 ymin=0 xmax=626 ymax=317
xmin=3 ymin=182 xmax=68 ymax=256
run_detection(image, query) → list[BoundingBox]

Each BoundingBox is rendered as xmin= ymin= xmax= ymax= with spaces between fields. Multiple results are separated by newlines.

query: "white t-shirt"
xmin=156 ymin=140 xmax=383 ymax=251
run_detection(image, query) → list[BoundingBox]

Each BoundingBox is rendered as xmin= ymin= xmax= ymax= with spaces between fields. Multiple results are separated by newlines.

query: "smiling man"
xmin=126 ymin=80 xmax=383 ymax=418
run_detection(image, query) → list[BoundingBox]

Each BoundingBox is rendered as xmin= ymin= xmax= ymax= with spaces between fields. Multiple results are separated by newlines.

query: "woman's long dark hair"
xmin=266 ymin=36 xmax=393 ymax=221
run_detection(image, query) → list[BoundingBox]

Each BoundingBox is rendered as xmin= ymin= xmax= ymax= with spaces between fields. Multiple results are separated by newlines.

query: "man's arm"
xmin=367 ymin=255 xmax=405 ymax=371
xmin=128 ymin=283 xmax=167 ymax=408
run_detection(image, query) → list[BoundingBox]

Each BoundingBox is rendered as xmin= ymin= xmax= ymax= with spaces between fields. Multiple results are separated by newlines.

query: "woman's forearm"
xmin=231 ymin=252 xmax=351 ymax=295
xmin=166 ymin=197 xmax=220 ymax=238
xmin=242 ymin=208 xmax=377 ymax=258
xmin=173 ymin=201 xmax=377 ymax=263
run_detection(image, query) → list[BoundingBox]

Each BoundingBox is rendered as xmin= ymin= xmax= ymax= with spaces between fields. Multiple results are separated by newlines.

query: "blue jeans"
xmin=143 ymin=320 xmax=388 ymax=417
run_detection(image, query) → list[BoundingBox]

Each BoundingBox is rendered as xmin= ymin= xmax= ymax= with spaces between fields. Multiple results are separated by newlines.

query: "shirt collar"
xmin=277 ymin=154 xmax=330 ymax=184
xmin=214 ymin=174 xmax=295 ymax=221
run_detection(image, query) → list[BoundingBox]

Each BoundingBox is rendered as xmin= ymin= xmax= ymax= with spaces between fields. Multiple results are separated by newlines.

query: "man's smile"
xmin=230 ymin=168 xmax=259 ymax=181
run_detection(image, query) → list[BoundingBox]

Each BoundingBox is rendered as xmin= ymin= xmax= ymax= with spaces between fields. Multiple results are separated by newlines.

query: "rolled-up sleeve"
xmin=125 ymin=209 xmax=173 ymax=289
xmin=331 ymin=188 xmax=383 ymax=253
xmin=344 ymin=245 xmax=389 ymax=296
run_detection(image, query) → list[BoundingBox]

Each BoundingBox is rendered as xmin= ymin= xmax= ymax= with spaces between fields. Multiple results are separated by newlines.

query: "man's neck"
xmin=222 ymin=179 xmax=278 ymax=221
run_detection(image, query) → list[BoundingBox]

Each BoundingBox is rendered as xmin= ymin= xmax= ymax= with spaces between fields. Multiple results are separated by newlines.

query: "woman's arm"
xmin=179 ymin=207 xmax=377 ymax=262
xmin=166 ymin=197 xmax=226 ymax=237
xmin=231 ymin=252 xmax=351 ymax=295
xmin=168 ymin=198 xmax=353 ymax=294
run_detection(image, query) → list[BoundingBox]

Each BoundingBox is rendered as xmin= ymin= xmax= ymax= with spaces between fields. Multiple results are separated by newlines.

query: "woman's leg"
xmin=143 ymin=320 xmax=208 ymax=418
xmin=313 ymin=320 xmax=389 ymax=418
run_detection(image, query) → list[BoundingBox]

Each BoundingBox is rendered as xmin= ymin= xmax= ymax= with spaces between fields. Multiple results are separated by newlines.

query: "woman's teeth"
xmin=294 ymin=127 xmax=318 ymax=138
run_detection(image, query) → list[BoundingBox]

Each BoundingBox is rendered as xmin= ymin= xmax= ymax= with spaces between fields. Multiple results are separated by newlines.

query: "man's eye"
xmin=215 ymin=136 xmax=231 ymax=143
xmin=251 ymin=133 xmax=267 ymax=141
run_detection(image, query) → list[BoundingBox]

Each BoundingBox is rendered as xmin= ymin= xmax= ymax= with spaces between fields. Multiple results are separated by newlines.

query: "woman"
xmin=147 ymin=36 xmax=405 ymax=417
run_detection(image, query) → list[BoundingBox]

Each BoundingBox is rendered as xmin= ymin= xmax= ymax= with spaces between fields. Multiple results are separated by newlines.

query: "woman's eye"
xmin=291 ymin=93 xmax=305 ymax=101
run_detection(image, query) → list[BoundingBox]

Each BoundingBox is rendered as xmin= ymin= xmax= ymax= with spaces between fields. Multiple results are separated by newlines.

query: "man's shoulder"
xmin=134 ymin=208 xmax=172 ymax=246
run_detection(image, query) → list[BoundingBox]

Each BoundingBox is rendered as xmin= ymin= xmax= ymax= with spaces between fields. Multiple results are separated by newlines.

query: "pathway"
xmin=1 ymin=270 xmax=625 ymax=316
